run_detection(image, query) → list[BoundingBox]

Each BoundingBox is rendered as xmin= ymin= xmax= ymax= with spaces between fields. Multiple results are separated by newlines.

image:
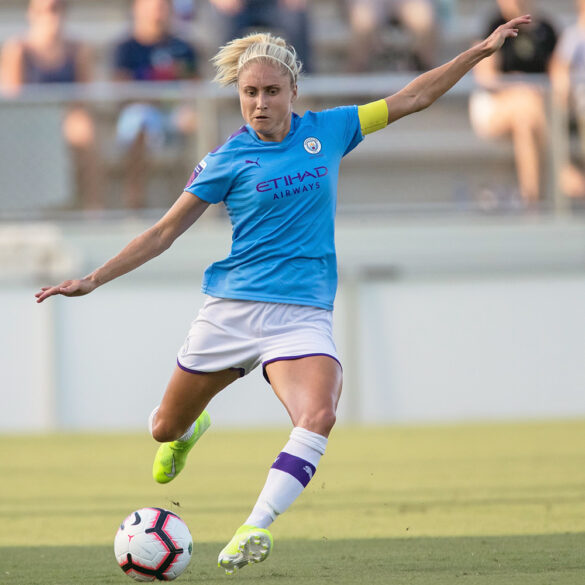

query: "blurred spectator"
xmin=173 ymin=0 xmax=196 ymax=21
xmin=113 ymin=0 xmax=199 ymax=209
xmin=209 ymin=0 xmax=312 ymax=72
xmin=550 ymin=0 xmax=585 ymax=199
xmin=344 ymin=0 xmax=439 ymax=73
xmin=0 ymin=0 xmax=103 ymax=210
xmin=469 ymin=0 xmax=557 ymax=206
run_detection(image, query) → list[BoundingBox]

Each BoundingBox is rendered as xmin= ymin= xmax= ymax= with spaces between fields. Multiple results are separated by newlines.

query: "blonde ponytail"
xmin=212 ymin=32 xmax=302 ymax=87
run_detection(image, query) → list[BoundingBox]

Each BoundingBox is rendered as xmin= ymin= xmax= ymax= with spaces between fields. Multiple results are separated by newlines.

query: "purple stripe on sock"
xmin=262 ymin=353 xmax=342 ymax=384
xmin=176 ymin=359 xmax=245 ymax=377
xmin=271 ymin=452 xmax=316 ymax=488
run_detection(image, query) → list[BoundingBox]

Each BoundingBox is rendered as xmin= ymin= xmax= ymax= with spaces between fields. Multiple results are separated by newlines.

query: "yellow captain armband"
xmin=358 ymin=99 xmax=388 ymax=135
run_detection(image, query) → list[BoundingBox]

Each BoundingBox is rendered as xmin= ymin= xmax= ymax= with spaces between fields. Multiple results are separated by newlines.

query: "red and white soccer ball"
xmin=114 ymin=508 xmax=193 ymax=581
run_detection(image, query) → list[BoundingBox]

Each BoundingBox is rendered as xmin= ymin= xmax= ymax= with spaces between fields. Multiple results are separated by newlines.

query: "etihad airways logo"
xmin=256 ymin=166 xmax=328 ymax=193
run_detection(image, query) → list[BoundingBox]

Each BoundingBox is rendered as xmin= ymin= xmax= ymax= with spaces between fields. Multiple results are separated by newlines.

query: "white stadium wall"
xmin=1 ymin=215 xmax=585 ymax=432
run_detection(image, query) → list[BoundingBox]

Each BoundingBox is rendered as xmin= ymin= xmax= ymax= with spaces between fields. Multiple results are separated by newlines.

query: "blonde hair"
xmin=212 ymin=32 xmax=302 ymax=87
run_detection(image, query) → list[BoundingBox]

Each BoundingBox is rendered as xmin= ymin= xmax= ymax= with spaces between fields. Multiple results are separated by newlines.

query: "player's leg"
xmin=218 ymin=356 xmax=341 ymax=574
xmin=245 ymin=355 xmax=342 ymax=524
xmin=151 ymin=365 xmax=240 ymax=483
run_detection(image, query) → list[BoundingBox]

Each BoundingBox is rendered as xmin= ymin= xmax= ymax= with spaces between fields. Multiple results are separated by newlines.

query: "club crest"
xmin=303 ymin=137 xmax=322 ymax=154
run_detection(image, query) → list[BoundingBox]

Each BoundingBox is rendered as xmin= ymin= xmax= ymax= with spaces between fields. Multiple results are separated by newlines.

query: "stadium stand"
xmin=0 ymin=0 xmax=579 ymax=214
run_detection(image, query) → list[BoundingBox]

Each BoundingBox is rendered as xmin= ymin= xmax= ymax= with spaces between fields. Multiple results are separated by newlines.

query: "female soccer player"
xmin=36 ymin=14 xmax=531 ymax=574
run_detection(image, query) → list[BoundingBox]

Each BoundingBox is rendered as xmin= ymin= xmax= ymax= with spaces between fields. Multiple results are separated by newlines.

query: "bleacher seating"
xmin=0 ymin=0 xmax=579 ymax=214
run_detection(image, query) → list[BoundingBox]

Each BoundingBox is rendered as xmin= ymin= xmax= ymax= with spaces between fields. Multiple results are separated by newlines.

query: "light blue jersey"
xmin=184 ymin=106 xmax=363 ymax=310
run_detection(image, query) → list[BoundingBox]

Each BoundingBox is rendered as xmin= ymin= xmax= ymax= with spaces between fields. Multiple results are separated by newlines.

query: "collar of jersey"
xmin=245 ymin=112 xmax=300 ymax=146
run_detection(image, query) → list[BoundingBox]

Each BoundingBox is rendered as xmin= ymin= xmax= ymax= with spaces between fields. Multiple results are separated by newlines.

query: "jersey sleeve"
xmin=344 ymin=105 xmax=365 ymax=156
xmin=319 ymin=105 xmax=364 ymax=157
xmin=183 ymin=151 xmax=233 ymax=204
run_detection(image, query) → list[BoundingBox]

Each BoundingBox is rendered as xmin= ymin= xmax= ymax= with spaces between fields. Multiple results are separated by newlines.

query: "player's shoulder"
xmin=299 ymin=106 xmax=358 ymax=126
xmin=297 ymin=107 xmax=359 ymax=137
xmin=206 ymin=125 xmax=254 ymax=160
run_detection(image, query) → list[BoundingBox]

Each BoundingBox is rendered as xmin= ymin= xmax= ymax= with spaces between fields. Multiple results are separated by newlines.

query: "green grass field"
xmin=1 ymin=420 xmax=585 ymax=584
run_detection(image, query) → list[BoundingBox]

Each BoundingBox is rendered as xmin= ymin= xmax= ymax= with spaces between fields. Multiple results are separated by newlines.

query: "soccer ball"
xmin=114 ymin=507 xmax=193 ymax=581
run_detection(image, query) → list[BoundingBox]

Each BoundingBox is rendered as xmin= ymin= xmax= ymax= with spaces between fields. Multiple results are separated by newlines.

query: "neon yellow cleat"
xmin=218 ymin=525 xmax=273 ymax=575
xmin=152 ymin=410 xmax=211 ymax=484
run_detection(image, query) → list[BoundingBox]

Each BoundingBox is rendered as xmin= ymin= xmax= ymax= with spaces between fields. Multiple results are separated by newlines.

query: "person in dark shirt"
xmin=487 ymin=12 xmax=556 ymax=73
xmin=114 ymin=35 xmax=196 ymax=82
xmin=469 ymin=0 xmax=557 ymax=205
xmin=113 ymin=0 xmax=199 ymax=209
xmin=209 ymin=0 xmax=312 ymax=72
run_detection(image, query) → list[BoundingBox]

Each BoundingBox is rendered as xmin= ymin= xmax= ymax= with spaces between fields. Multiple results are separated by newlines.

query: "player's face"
xmin=238 ymin=61 xmax=297 ymax=143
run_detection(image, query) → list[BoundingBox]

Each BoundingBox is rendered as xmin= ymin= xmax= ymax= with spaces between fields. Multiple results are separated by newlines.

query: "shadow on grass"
xmin=2 ymin=533 xmax=584 ymax=585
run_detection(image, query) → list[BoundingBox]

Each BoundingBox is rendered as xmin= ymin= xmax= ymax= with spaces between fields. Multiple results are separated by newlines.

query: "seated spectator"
xmin=344 ymin=0 xmax=438 ymax=73
xmin=0 ymin=0 xmax=103 ymax=210
xmin=173 ymin=0 xmax=196 ymax=21
xmin=209 ymin=0 xmax=312 ymax=72
xmin=550 ymin=0 xmax=585 ymax=199
xmin=113 ymin=0 xmax=199 ymax=210
xmin=469 ymin=0 xmax=557 ymax=206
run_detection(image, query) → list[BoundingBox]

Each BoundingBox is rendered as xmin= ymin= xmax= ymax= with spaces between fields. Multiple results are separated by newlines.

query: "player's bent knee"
xmin=297 ymin=409 xmax=337 ymax=436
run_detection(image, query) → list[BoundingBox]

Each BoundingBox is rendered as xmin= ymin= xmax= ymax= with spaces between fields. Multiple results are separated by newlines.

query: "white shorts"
xmin=177 ymin=296 xmax=340 ymax=383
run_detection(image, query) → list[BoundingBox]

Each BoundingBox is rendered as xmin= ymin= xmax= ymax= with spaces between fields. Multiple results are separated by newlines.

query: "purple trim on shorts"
xmin=262 ymin=353 xmax=342 ymax=384
xmin=176 ymin=359 xmax=245 ymax=377
xmin=271 ymin=452 xmax=316 ymax=488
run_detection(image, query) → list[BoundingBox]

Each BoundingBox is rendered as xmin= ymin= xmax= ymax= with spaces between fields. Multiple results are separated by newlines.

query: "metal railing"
xmin=0 ymin=73 xmax=576 ymax=218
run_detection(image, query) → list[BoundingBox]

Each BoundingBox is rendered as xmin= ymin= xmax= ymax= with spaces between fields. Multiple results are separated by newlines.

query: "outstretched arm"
xmin=380 ymin=15 xmax=531 ymax=125
xmin=35 ymin=192 xmax=209 ymax=303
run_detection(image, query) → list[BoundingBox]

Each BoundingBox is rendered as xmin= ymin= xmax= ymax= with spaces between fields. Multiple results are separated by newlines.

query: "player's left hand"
xmin=484 ymin=14 xmax=532 ymax=54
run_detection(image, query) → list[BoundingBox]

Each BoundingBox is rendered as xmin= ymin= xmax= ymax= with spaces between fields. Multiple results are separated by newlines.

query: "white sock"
xmin=148 ymin=405 xmax=195 ymax=442
xmin=177 ymin=422 xmax=196 ymax=442
xmin=244 ymin=427 xmax=328 ymax=529
xmin=148 ymin=406 xmax=159 ymax=436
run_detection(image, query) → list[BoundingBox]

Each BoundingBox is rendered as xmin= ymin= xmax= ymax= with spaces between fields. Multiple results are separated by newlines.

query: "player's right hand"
xmin=35 ymin=277 xmax=98 ymax=303
xmin=483 ymin=14 xmax=532 ymax=55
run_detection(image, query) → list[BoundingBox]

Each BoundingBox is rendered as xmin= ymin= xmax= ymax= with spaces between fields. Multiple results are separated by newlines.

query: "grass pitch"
xmin=1 ymin=420 xmax=584 ymax=584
